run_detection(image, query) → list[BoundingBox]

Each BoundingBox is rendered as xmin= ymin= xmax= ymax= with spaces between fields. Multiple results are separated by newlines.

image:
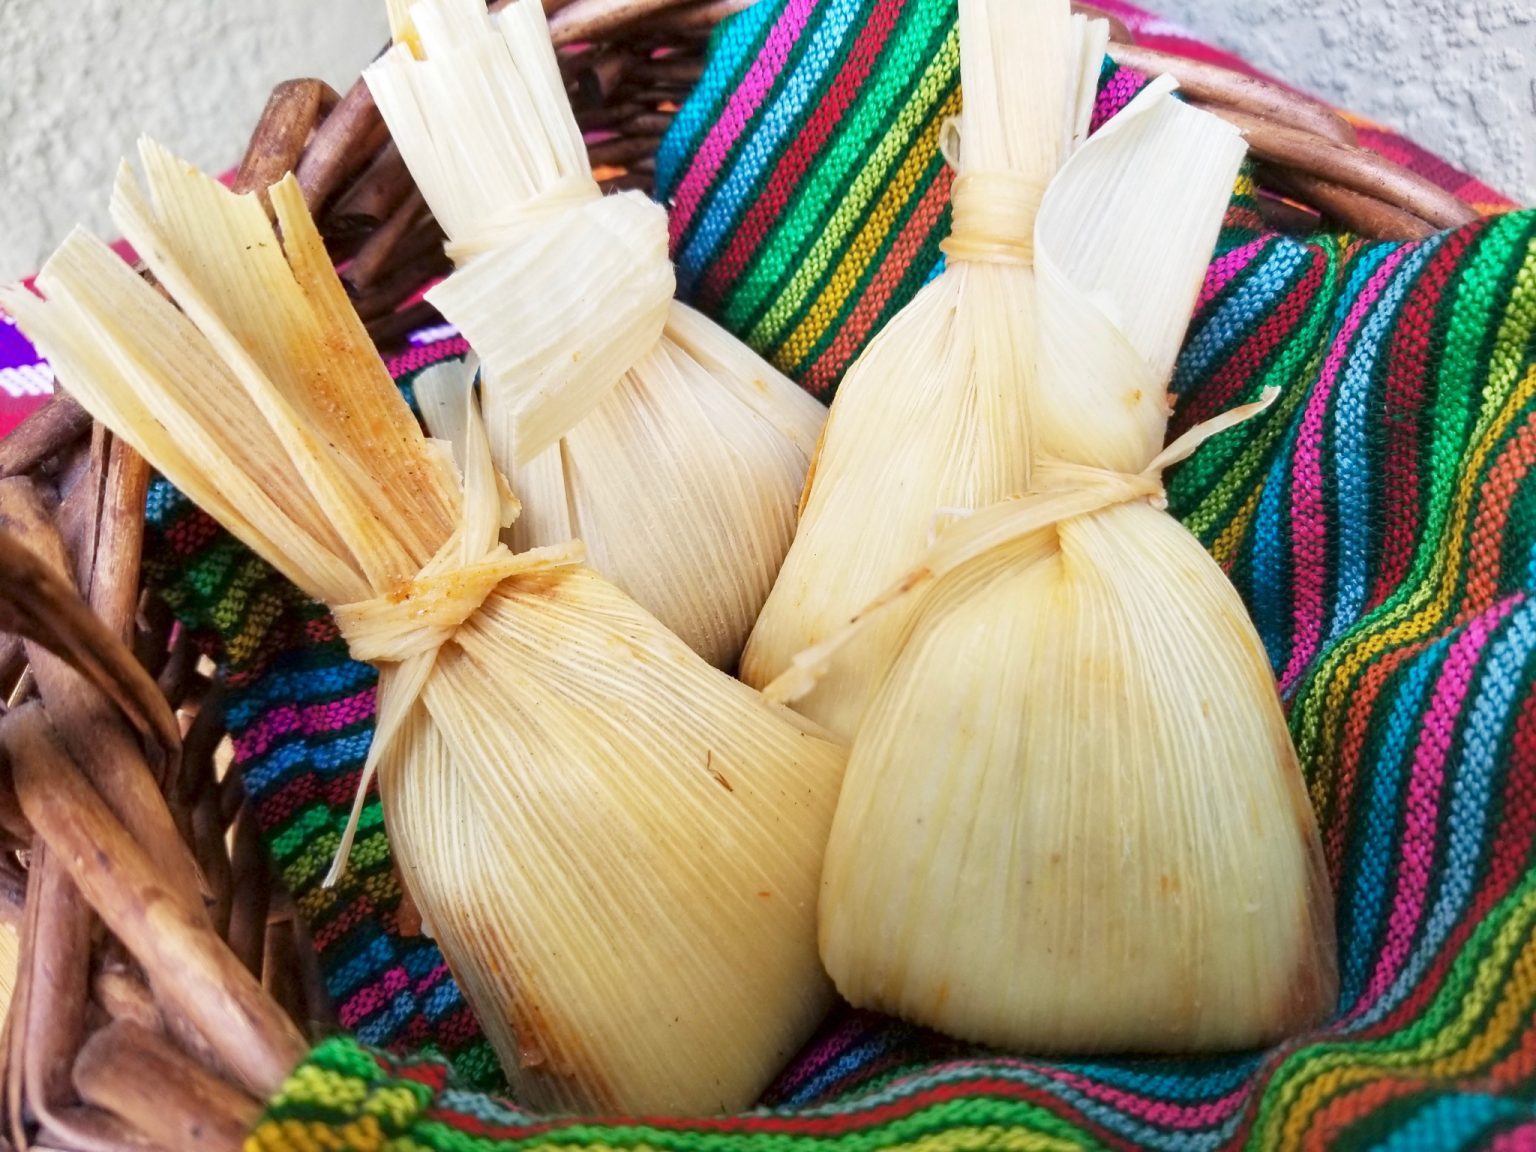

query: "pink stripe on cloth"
xmin=338 ymin=963 xmax=413 ymax=1029
xmin=665 ymin=0 xmax=817 ymax=240
xmin=1489 ymin=1123 xmax=1536 ymax=1152
xmin=1280 ymin=243 xmax=1416 ymax=690
xmin=1353 ymin=598 xmax=1516 ymax=1013
xmin=1198 ymin=236 xmax=1270 ymax=310
xmin=236 ymin=689 xmax=378 ymax=759
xmin=1049 ymin=1068 xmax=1250 ymax=1129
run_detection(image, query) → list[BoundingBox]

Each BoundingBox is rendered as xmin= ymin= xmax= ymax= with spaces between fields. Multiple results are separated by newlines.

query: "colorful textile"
xmin=653 ymin=0 xmax=1515 ymax=400
xmin=250 ymin=203 xmax=1536 ymax=1146
xmin=0 ymin=310 xmax=55 ymax=437
xmin=111 ymin=0 xmax=1536 ymax=1148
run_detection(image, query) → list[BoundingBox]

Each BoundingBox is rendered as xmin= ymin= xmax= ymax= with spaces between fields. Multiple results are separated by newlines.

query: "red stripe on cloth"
xmin=799 ymin=167 xmax=953 ymax=394
xmin=696 ymin=1 xmax=903 ymax=307
xmin=1175 ymin=241 xmax=1329 ymax=433
xmin=1372 ymin=226 xmax=1478 ymax=606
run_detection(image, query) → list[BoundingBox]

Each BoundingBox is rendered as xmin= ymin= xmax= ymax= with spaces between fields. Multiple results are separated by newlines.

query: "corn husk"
xmin=776 ymin=31 xmax=1338 ymax=1050
xmin=812 ymin=467 xmax=1339 ymax=1052
xmin=364 ymin=0 xmax=826 ymax=670
xmin=740 ymin=1 xmax=1107 ymax=737
xmin=2 ymin=148 xmax=847 ymax=1114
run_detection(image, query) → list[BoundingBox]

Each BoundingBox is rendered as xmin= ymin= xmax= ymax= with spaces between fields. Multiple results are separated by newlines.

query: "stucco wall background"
xmin=1152 ymin=0 xmax=1535 ymax=206
xmin=1 ymin=0 xmax=1533 ymax=282
xmin=1 ymin=0 xmax=385 ymax=282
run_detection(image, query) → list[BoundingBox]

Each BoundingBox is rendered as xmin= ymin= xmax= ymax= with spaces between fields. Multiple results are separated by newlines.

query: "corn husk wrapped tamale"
xmin=773 ymin=35 xmax=1338 ymax=1049
xmin=2 ymin=147 xmax=846 ymax=1115
xmin=364 ymin=0 xmax=826 ymax=670
xmin=740 ymin=0 xmax=1108 ymax=737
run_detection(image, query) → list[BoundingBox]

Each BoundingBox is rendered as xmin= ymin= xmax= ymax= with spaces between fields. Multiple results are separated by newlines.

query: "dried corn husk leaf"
xmin=790 ymin=56 xmax=1337 ymax=1051
xmin=3 ymin=149 xmax=846 ymax=1114
xmin=365 ymin=0 xmax=825 ymax=669
xmin=384 ymin=564 xmax=840 ymax=1113
xmin=816 ymin=467 xmax=1338 ymax=1052
xmin=0 ymin=924 xmax=16 ymax=1027
xmin=741 ymin=2 xmax=1107 ymax=736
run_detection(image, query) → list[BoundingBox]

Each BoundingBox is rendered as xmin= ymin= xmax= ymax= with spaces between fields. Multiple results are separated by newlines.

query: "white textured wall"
xmin=1150 ymin=0 xmax=1536 ymax=205
xmin=2 ymin=0 xmax=1532 ymax=284
xmin=0 ymin=0 xmax=382 ymax=281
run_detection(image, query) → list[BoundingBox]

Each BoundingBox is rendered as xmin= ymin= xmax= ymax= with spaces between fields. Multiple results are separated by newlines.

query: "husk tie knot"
xmin=428 ymin=177 xmax=678 ymax=466
xmin=764 ymin=388 xmax=1281 ymax=707
xmin=333 ymin=541 xmax=526 ymax=665
xmin=324 ymin=388 xmax=586 ymax=888
xmin=941 ymin=171 xmax=1046 ymax=267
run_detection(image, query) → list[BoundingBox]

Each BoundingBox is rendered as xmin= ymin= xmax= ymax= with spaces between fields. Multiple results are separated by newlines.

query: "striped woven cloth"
xmin=653 ymin=0 xmax=1514 ymax=398
xmin=136 ymin=0 xmax=1536 ymax=1148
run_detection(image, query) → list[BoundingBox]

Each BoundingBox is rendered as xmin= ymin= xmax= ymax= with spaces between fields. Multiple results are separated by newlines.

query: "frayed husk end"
xmin=370 ymin=0 xmax=827 ymax=674
xmin=386 ymin=0 xmax=423 ymax=56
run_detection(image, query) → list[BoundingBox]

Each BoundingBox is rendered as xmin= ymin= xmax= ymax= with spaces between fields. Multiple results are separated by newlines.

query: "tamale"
xmin=365 ymin=0 xmax=827 ymax=670
xmin=775 ymin=23 xmax=1338 ymax=1050
xmin=3 ymin=147 xmax=846 ymax=1114
xmin=741 ymin=0 xmax=1108 ymax=737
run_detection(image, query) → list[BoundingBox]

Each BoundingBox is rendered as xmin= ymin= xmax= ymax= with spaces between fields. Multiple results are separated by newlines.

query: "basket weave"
xmin=0 ymin=1 xmax=1487 ymax=1148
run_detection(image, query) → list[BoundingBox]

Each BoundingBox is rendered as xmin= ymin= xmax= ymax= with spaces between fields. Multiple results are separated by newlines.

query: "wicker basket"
xmin=0 ymin=1 xmax=1487 ymax=1148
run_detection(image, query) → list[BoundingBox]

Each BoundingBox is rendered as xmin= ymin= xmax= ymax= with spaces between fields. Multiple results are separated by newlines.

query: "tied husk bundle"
xmin=3 ymin=148 xmax=847 ymax=1115
xmin=740 ymin=0 xmax=1108 ymax=737
xmin=365 ymin=0 xmax=827 ymax=670
xmin=774 ymin=0 xmax=1339 ymax=1052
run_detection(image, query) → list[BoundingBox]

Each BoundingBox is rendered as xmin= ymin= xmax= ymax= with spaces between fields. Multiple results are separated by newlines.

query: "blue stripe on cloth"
xmin=1366 ymin=1092 xmax=1530 ymax=1152
xmin=226 ymin=659 xmax=376 ymax=728
xmin=1252 ymin=419 xmax=1301 ymax=670
xmin=1339 ymin=634 xmax=1448 ymax=1012
xmin=655 ymin=0 xmax=783 ymax=198
xmin=1174 ymin=239 xmax=1308 ymax=394
xmin=1355 ymin=596 xmax=1536 ymax=1028
xmin=678 ymin=0 xmax=862 ymax=293
xmin=1330 ymin=237 xmax=1445 ymax=641
xmin=423 ymin=977 xmax=467 ymax=1022
xmin=238 ymin=728 xmax=375 ymax=795
xmin=353 ymin=988 xmax=424 ymax=1048
xmin=328 ymin=934 xmax=401 ymax=999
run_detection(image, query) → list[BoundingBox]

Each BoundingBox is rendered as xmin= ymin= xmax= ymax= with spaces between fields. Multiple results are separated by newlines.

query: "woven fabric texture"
xmin=652 ymin=0 xmax=1515 ymax=399
xmin=130 ymin=0 xmax=1536 ymax=1147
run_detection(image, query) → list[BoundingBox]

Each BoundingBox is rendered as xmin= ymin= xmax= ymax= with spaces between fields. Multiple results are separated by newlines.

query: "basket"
xmin=0 ymin=0 xmax=1502 ymax=1148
